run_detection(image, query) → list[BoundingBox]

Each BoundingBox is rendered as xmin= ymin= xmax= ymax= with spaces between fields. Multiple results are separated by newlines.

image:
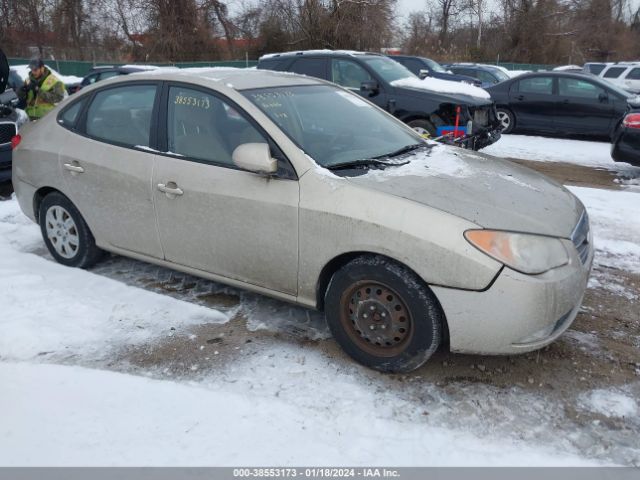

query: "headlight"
xmin=465 ymin=230 xmax=569 ymax=275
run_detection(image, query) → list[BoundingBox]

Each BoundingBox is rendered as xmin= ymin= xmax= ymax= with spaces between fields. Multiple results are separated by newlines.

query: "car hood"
xmin=0 ymin=48 xmax=9 ymax=94
xmin=391 ymin=84 xmax=493 ymax=107
xmin=346 ymin=145 xmax=583 ymax=238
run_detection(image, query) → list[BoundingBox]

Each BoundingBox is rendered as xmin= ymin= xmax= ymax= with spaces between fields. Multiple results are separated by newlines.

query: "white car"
xmin=599 ymin=63 xmax=640 ymax=93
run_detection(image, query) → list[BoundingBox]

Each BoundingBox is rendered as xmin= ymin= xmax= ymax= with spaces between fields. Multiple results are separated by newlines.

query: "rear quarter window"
xmin=603 ymin=67 xmax=626 ymax=78
xmin=625 ymin=68 xmax=640 ymax=80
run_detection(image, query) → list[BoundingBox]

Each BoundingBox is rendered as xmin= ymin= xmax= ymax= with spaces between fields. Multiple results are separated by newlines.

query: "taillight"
xmin=623 ymin=113 xmax=640 ymax=129
xmin=11 ymin=134 xmax=21 ymax=149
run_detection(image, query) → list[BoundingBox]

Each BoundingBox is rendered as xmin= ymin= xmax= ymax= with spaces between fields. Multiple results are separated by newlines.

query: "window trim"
xmin=157 ymin=81 xmax=298 ymax=180
xmin=74 ymin=80 xmax=163 ymax=152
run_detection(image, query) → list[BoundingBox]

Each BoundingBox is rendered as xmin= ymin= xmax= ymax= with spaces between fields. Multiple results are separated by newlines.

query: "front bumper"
xmin=432 ymin=236 xmax=594 ymax=355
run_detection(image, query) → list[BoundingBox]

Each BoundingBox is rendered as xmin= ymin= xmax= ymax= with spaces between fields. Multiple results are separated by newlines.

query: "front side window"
xmin=85 ymin=84 xmax=157 ymax=147
xmin=603 ymin=67 xmax=626 ymax=78
xmin=477 ymin=70 xmax=499 ymax=84
xmin=517 ymin=77 xmax=553 ymax=95
xmin=167 ymin=86 xmax=266 ymax=166
xmin=243 ymin=85 xmax=420 ymax=167
xmin=331 ymin=59 xmax=373 ymax=89
xmin=81 ymin=73 xmax=99 ymax=86
xmin=558 ymin=78 xmax=605 ymax=99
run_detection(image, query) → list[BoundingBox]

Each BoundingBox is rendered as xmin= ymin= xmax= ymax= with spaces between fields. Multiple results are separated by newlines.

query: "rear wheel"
xmin=407 ymin=119 xmax=437 ymax=138
xmin=39 ymin=192 xmax=104 ymax=268
xmin=325 ymin=255 xmax=443 ymax=373
xmin=496 ymin=108 xmax=515 ymax=133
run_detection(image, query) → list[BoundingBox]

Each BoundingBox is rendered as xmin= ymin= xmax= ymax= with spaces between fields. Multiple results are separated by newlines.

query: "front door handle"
xmin=516 ymin=95 xmax=525 ymax=101
xmin=63 ymin=163 xmax=84 ymax=174
xmin=157 ymin=182 xmax=184 ymax=197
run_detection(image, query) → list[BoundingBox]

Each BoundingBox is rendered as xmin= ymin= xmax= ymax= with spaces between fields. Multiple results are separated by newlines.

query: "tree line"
xmin=1 ymin=0 xmax=639 ymax=64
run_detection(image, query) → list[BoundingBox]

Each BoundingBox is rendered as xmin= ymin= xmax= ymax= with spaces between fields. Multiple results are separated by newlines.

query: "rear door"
xmin=151 ymin=83 xmax=299 ymax=294
xmin=622 ymin=67 xmax=640 ymax=93
xmin=58 ymin=82 xmax=164 ymax=258
xmin=554 ymin=77 xmax=614 ymax=136
xmin=509 ymin=76 xmax=556 ymax=132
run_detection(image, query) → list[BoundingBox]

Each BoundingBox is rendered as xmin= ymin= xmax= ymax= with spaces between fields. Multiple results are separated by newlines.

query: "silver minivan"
xmin=12 ymin=68 xmax=593 ymax=372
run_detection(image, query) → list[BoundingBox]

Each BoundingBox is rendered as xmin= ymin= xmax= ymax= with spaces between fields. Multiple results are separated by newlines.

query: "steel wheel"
xmin=44 ymin=205 xmax=79 ymax=259
xmin=339 ymin=281 xmax=413 ymax=357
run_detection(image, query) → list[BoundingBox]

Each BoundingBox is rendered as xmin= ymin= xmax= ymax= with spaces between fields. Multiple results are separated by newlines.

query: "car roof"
xmin=109 ymin=67 xmax=326 ymax=90
xmin=259 ymin=50 xmax=382 ymax=61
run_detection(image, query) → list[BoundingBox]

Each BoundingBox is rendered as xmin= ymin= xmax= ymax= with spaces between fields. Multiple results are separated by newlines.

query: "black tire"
xmin=39 ymin=191 xmax=104 ymax=268
xmin=325 ymin=255 xmax=443 ymax=373
xmin=407 ymin=119 xmax=437 ymax=138
xmin=496 ymin=107 xmax=515 ymax=134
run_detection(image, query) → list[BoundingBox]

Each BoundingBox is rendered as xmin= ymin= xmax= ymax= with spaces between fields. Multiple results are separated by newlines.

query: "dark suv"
xmin=389 ymin=55 xmax=481 ymax=86
xmin=257 ymin=51 xmax=501 ymax=150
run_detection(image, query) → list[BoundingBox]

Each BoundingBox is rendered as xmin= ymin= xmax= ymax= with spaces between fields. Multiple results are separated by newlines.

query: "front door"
xmin=330 ymin=58 xmax=388 ymax=110
xmin=152 ymin=84 xmax=299 ymax=295
xmin=554 ymin=77 xmax=614 ymax=136
xmin=59 ymin=83 xmax=163 ymax=258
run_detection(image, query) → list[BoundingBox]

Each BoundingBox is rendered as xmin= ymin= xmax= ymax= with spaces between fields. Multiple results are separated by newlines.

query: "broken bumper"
xmin=431 ymin=237 xmax=594 ymax=355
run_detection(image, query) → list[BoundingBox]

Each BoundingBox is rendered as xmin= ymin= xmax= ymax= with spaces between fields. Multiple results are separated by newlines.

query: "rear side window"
xmin=167 ymin=86 xmax=267 ymax=167
xmin=517 ymin=77 xmax=553 ymax=94
xmin=625 ymin=68 xmax=640 ymax=80
xmin=85 ymin=84 xmax=157 ymax=147
xmin=99 ymin=71 xmax=121 ymax=81
xmin=558 ymin=78 xmax=605 ymax=99
xmin=603 ymin=67 xmax=626 ymax=78
xmin=290 ymin=58 xmax=327 ymax=79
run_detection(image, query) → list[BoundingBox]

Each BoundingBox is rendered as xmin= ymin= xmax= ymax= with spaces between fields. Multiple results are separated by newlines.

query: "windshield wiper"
xmin=326 ymin=158 xmax=410 ymax=171
xmin=373 ymin=143 xmax=427 ymax=159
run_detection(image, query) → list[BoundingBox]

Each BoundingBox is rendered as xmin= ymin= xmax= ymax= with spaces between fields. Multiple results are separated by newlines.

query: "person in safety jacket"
xmin=19 ymin=58 xmax=65 ymax=120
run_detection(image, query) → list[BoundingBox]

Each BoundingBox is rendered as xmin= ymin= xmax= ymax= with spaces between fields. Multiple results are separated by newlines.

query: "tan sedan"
xmin=12 ymin=68 xmax=593 ymax=372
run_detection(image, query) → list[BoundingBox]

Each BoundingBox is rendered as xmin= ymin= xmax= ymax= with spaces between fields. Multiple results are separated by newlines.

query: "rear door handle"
xmin=63 ymin=163 xmax=84 ymax=174
xmin=157 ymin=183 xmax=184 ymax=196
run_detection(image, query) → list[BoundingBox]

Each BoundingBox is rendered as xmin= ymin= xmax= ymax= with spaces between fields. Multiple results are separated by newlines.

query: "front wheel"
xmin=407 ymin=119 xmax=437 ymax=138
xmin=325 ymin=256 xmax=443 ymax=373
xmin=496 ymin=108 xmax=515 ymax=134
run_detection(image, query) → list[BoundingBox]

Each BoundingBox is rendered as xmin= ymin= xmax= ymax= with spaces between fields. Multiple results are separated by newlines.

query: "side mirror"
xmin=418 ymin=69 xmax=430 ymax=79
xmin=360 ymin=80 xmax=379 ymax=96
xmin=598 ymin=92 xmax=609 ymax=103
xmin=232 ymin=143 xmax=277 ymax=175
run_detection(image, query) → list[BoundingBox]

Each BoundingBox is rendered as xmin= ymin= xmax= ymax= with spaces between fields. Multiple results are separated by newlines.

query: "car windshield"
xmin=243 ymin=85 xmax=422 ymax=168
xmin=425 ymin=59 xmax=446 ymax=73
xmin=362 ymin=57 xmax=416 ymax=83
xmin=486 ymin=67 xmax=510 ymax=82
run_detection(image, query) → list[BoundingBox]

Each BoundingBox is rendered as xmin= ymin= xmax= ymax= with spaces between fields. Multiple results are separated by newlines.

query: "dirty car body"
xmin=13 ymin=68 xmax=593 ymax=372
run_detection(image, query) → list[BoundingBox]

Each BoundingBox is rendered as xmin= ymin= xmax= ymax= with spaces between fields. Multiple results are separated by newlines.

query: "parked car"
xmin=486 ymin=71 xmax=640 ymax=138
xmin=387 ymin=55 xmax=481 ymax=86
xmin=583 ymin=62 xmax=612 ymax=75
xmin=0 ymin=51 xmax=29 ymax=183
xmin=598 ymin=63 xmax=640 ymax=94
xmin=13 ymin=68 xmax=593 ymax=372
xmin=78 ymin=65 xmax=155 ymax=90
xmin=257 ymin=50 xmax=501 ymax=150
xmin=444 ymin=64 xmax=511 ymax=87
xmin=611 ymin=112 xmax=640 ymax=166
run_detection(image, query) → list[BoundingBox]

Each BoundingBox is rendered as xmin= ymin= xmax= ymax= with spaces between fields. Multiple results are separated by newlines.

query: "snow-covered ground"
xmin=1 ymin=135 xmax=639 ymax=466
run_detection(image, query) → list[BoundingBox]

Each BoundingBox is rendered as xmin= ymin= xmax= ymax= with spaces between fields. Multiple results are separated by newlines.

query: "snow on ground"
xmin=568 ymin=186 xmax=640 ymax=273
xmin=1 ymin=133 xmax=639 ymax=466
xmin=0 ymin=361 xmax=604 ymax=466
xmin=484 ymin=134 xmax=639 ymax=174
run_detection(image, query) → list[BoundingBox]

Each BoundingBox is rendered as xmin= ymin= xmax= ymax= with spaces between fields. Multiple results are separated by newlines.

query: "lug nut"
xmin=369 ymin=325 xmax=375 ymax=330
xmin=381 ymin=312 xmax=387 ymax=318
xmin=370 ymin=306 xmax=375 ymax=311
xmin=381 ymin=325 xmax=386 ymax=330
xmin=363 ymin=313 xmax=368 ymax=319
